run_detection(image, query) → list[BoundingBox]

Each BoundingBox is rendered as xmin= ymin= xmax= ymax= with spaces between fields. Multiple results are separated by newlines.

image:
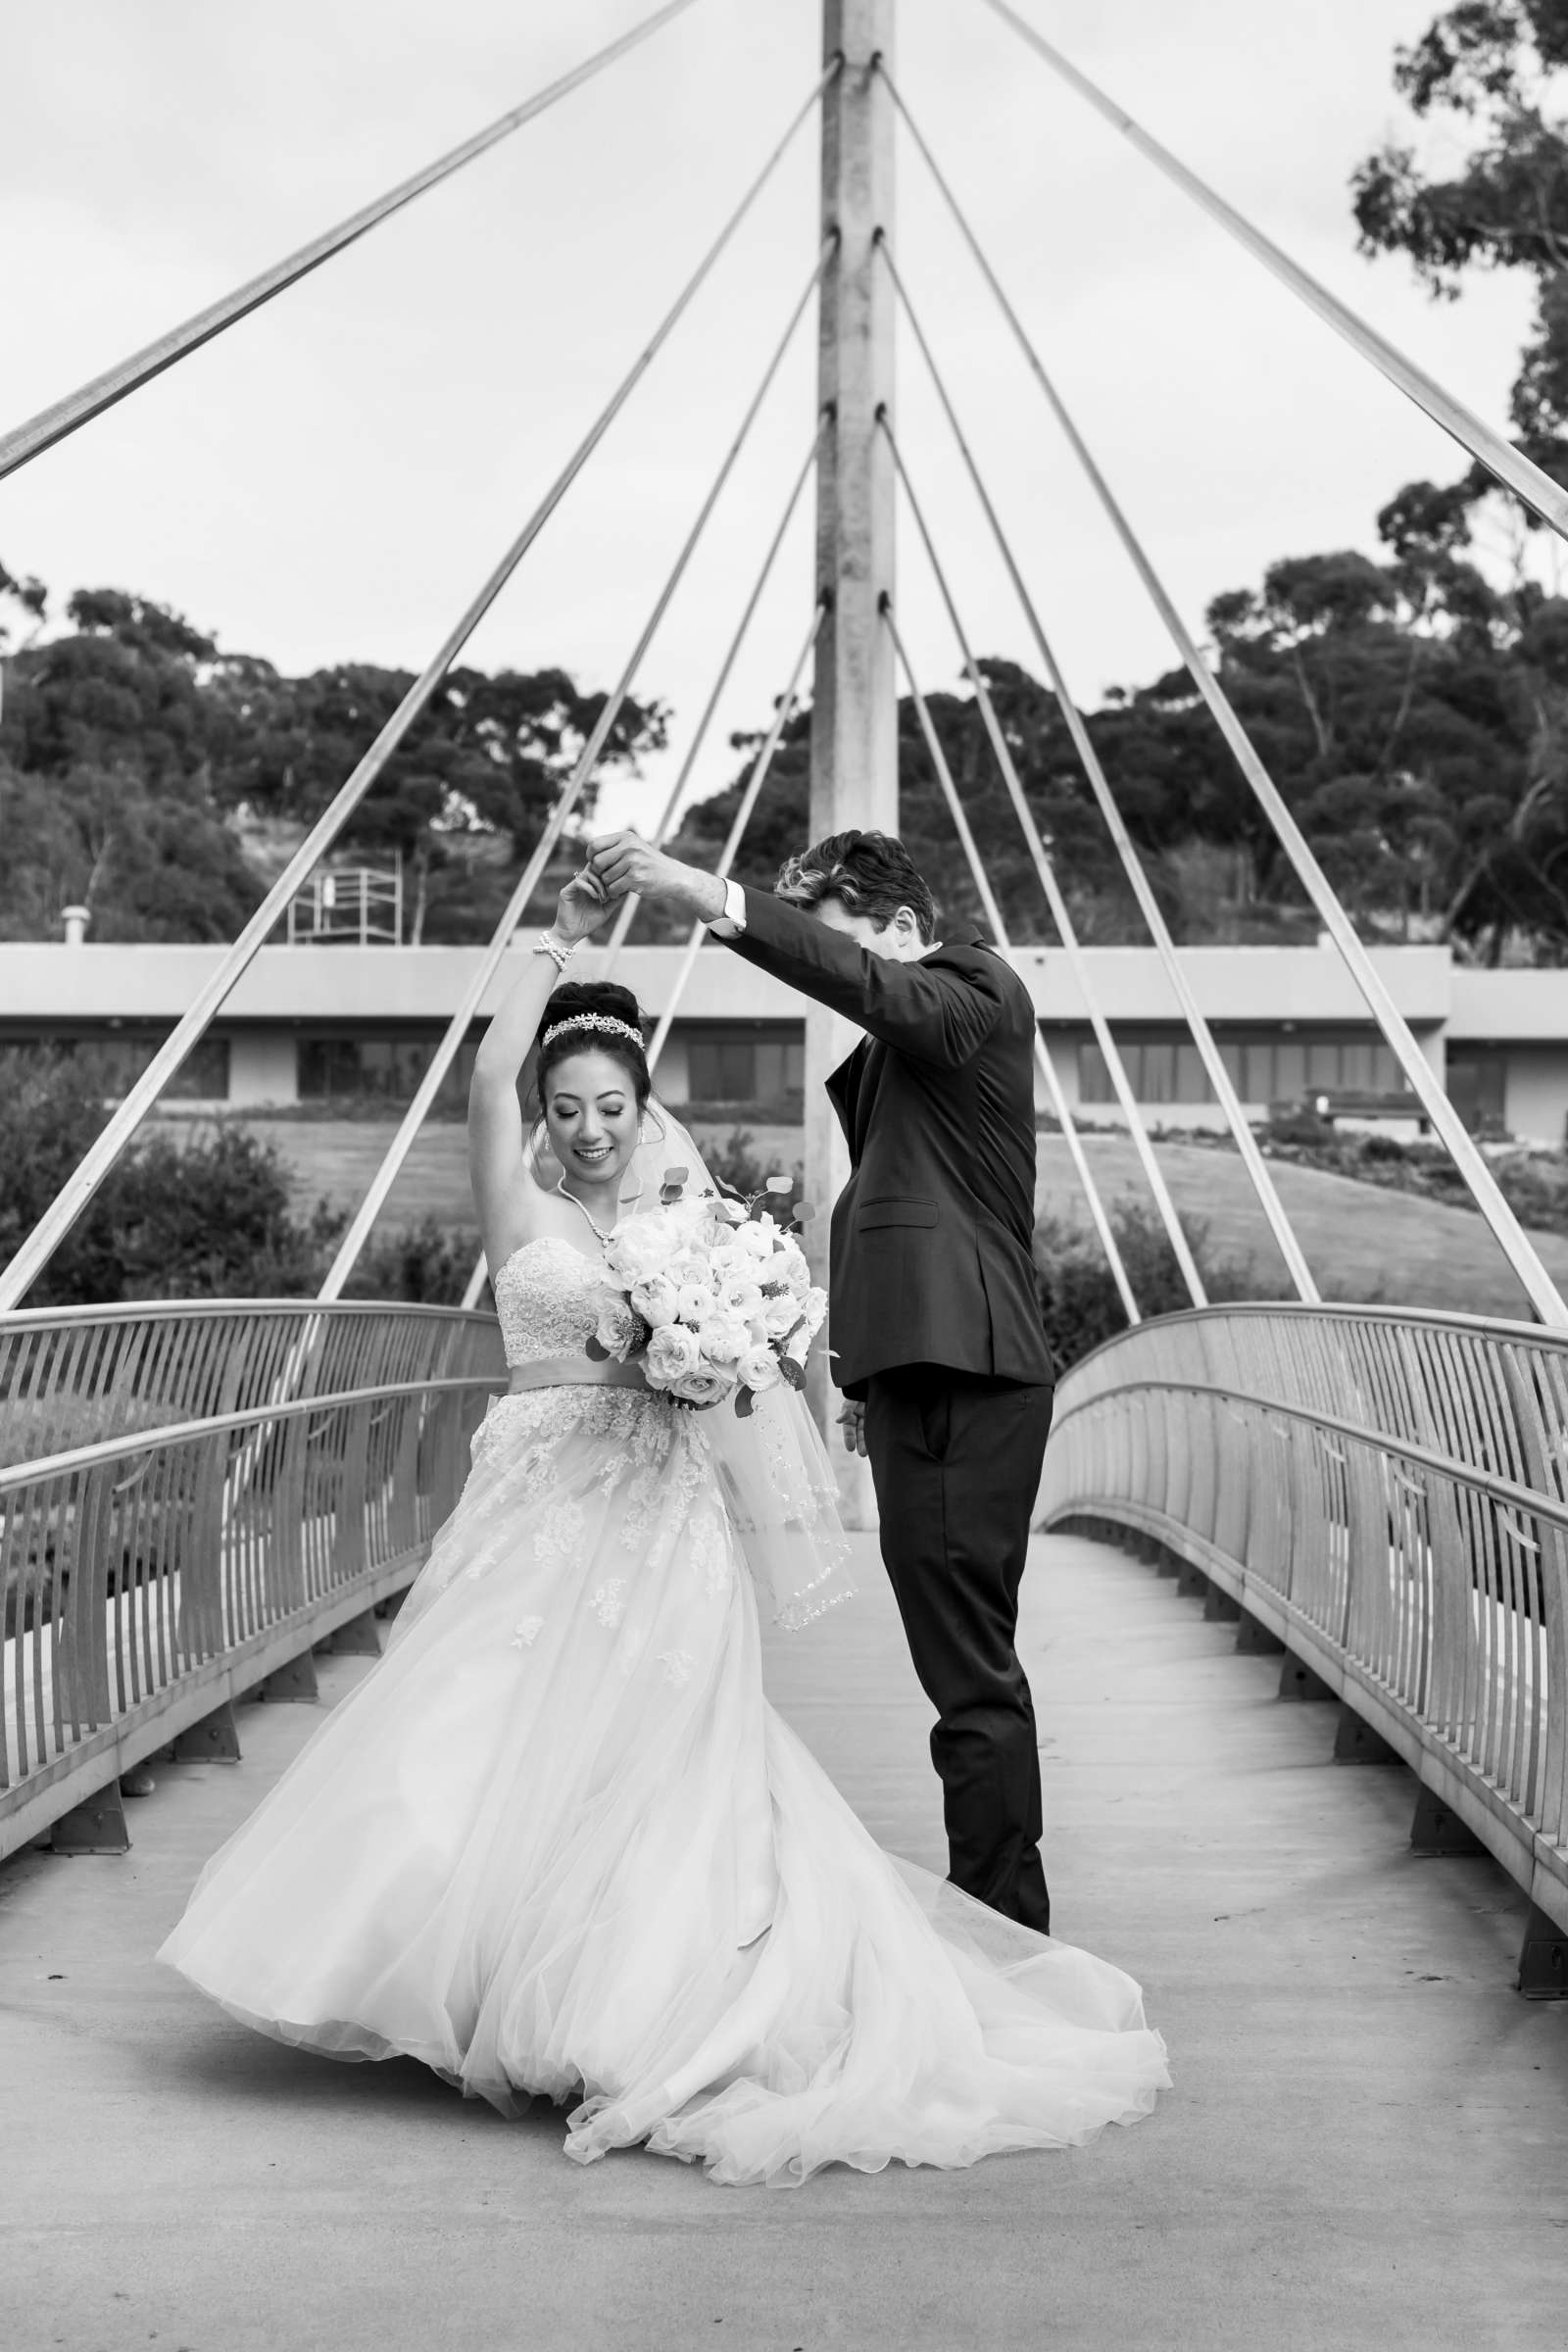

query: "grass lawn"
xmin=1037 ymin=1133 xmax=1568 ymax=1320
xmin=235 ymin=1116 xmax=1568 ymax=1321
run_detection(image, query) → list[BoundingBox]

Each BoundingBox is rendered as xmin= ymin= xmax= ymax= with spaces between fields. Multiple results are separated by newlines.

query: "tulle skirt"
xmin=160 ymin=1385 xmax=1169 ymax=2184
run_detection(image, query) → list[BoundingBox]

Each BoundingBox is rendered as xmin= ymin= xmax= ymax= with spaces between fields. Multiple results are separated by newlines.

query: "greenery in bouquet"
xmin=583 ymin=1168 xmax=825 ymax=1415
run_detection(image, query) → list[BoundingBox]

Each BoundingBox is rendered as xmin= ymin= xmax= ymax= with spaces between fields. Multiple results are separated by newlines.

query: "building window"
xmin=1077 ymin=1030 xmax=1414 ymax=1106
xmin=684 ymin=1026 xmax=805 ymax=1107
xmin=1446 ymin=1046 xmax=1507 ymax=1135
xmin=298 ymin=1035 xmax=476 ymax=1110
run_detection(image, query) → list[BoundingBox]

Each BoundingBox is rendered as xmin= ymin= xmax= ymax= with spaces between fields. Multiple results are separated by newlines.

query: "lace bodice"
xmin=493 ymin=1235 xmax=605 ymax=1369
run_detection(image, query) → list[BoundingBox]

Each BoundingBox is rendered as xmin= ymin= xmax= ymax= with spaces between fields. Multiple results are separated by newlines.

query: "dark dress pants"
xmin=862 ymin=1364 xmax=1055 ymax=1936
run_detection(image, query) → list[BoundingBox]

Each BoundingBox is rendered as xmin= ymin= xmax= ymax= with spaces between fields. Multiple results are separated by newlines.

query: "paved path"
xmin=3 ymin=1534 xmax=1565 ymax=2351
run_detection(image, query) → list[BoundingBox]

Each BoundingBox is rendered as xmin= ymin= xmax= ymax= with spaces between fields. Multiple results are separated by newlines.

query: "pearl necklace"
xmin=555 ymin=1179 xmax=614 ymax=1248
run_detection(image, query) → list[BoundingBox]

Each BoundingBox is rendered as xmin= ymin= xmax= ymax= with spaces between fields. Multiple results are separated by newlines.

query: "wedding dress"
xmin=160 ymin=1234 xmax=1169 ymax=2184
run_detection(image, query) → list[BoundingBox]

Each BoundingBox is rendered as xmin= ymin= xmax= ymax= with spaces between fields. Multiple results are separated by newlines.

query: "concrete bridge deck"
xmin=3 ymin=1532 xmax=1565 ymax=2351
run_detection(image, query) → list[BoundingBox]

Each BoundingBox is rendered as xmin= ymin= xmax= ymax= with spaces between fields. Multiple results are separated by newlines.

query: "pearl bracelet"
xmin=533 ymin=931 xmax=577 ymax=974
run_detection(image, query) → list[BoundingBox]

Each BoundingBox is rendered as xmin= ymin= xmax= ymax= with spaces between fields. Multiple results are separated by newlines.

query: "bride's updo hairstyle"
xmin=532 ymin=980 xmax=653 ymax=1112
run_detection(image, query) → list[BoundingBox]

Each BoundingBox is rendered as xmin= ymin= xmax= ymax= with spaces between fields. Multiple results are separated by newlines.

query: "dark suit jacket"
xmin=723 ymin=889 xmax=1054 ymax=1396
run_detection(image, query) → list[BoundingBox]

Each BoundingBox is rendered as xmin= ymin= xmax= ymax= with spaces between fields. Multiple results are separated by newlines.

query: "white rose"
xmin=737 ymin=1344 xmax=783 ymax=1394
xmin=670 ymin=1362 xmax=736 ymax=1408
xmin=720 ymin=1279 xmax=764 ymax=1323
xmin=761 ymin=1291 xmax=801 ymax=1340
xmin=645 ymin=1323 xmax=701 ymax=1388
xmin=779 ymin=1249 xmax=810 ymax=1297
xmin=735 ymin=1219 xmax=775 ymax=1262
xmin=676 ymin=1282 xmax=715 ymax=1325
xmin=703 ymin=1315 xmax=751 ymax=1364
xmin=803 ymin=1286 xmax=828 ymax=1333
xmin=629 ymin=1272 xmax=679 ymax=1329
xmin=593 ymin=1293 xmax=640 ymax=1363
xmin=604 ymin=1223 xmax=663 ymax=1286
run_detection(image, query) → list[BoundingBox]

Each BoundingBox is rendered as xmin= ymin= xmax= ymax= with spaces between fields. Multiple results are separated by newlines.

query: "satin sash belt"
xmin=506 ymin=1353 xmax=649 ymax=1396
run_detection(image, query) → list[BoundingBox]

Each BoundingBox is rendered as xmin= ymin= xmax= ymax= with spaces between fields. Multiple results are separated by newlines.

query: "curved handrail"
xmin=0 ymin=1300 xmax=506 ymax=1853
xmin=0 ymin=1371 xmax=503 ymax=1497
xmin=1058 ymin=1296 xmax=1568 ymax=1384
xmin=1038 ymin=1302 xmax=1568 ymax=1974
xmin=0 ymin=1298 xmax=496 ymax=1332
xmin=1050 ymin=1373 xmax=1568 ymax=1537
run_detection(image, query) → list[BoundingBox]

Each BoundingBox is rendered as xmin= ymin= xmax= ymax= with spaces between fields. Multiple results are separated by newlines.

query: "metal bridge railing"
xmin=1039 ymin=1304 xmax=1568 ymax=1990
xmin=0 ymin=1302 xmax=505 ymax=1859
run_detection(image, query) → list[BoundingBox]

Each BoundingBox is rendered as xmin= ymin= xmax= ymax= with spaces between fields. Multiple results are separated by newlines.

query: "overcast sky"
xmin=0 ymin=0 xmax=1535 ymax=831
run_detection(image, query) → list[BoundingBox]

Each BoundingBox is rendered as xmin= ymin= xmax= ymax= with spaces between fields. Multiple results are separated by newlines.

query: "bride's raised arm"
xmin=467 ymin=870 xmax=609 ymax=1272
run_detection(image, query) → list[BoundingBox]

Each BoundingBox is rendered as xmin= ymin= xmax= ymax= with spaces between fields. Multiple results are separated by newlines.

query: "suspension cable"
xmin=0 ymin=74 xmax=835 ymax=1315
xmin=890 ymin=86 xmax=1568 ymax=1331
xmin=878 ymin=233 xmax=1318 ymax=1303
xmin=883 ymin=418 xmax=1204 ymax=1311
xmin=0 ymin=2 xmax=707 ymax=482
xmin=317 ymin=246 xmax=833 ymax=1300
xmin=958 ymin=10 xmax=1568 ymax=542
xmin=645 ymin=600 xmax=826 ymax=1079
xmin=601 ymin=416 xmax=827 ymax=974
xmin=883 ymin=600 xmax=1140 ymax=1323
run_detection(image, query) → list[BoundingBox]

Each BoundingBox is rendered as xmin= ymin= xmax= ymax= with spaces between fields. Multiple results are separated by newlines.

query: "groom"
xmin=590 ymin=825 xmax=1055 ymax=1936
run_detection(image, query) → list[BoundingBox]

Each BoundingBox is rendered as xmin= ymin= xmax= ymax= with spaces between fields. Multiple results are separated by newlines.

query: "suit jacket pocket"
xmin=857 ymin=1197 xmax=939 ymax=1230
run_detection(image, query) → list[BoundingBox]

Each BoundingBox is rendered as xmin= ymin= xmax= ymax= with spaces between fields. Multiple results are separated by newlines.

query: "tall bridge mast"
xmin=807 ymin=1 xmax=895 ymax=1486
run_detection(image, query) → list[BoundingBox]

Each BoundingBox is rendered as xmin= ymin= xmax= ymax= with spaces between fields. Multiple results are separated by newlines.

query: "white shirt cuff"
xmin=708 ymin=877 xmax=748 ymax=936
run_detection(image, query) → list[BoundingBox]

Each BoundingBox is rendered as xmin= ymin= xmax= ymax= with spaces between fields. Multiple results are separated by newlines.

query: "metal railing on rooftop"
xmin=0 ymin=1301 xmax=505 ymax=1858
xmin=1039 ymin=1303 xmax=1568 ymax=1991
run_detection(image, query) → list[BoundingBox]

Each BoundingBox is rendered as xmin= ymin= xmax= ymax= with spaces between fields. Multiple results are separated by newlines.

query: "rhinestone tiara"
xmin=541 ymin=1012 xmax=645 ymax=1054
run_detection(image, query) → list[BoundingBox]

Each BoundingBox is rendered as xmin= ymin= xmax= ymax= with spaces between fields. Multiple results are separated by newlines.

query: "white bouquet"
xmin=584 ymin=1167 xmax=827 ymax=1415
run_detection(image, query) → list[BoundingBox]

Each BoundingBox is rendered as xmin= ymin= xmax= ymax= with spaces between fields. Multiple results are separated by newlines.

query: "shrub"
xmin=1035 ymin=1200 xmax=1266 ymax=1374
xmin=0 ymin=1049 xmax=341 ymax=1304
xmin=345 ymin=1215 xmax=478 ymax=1306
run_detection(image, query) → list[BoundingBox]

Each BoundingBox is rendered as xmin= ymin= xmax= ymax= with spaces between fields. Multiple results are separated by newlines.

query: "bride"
xmin=160 ymin=872 xmax=1169 ymax=2185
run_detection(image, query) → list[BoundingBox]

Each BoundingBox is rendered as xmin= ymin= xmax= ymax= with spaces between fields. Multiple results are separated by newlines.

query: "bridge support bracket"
xmin=172 ymin=1701 xmax=241 ymax=1763
xmin=257 ymin=1651 xmax=319 ymax=1703
xmin=1517 ymin=1905 xmax=1568 ymax=1999
xmin=1175 ymin=1562 xmax=1207 ymax=1599
xmin=1409 ymin=1787 xmax=1486 ymax=1855
xmin=327 ymin=1609 xmax=382 ymax=1658
xmin=1202 ymin=1586 xmax=1241 ymax=1624
xmin=1236 ymin=1612 xmax=1285 ymax=1655
xmin=1279 ymin=1654 xmax=1335 ymax=1702
xmin=1333 ymin=1705 xmax=1399 ymax=1765
xmin=51 ymin=1780 xmax=131 ymax=1855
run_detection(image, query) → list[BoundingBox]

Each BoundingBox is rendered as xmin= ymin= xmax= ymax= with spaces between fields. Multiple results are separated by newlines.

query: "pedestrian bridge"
xmin=5 ymin=1523 xmax=1565 ymax=2347
xmin=4 ymin=1293 xmax=1566 ymax=2005
xmin=3 ymin=8 xmax=1568 ymax=2338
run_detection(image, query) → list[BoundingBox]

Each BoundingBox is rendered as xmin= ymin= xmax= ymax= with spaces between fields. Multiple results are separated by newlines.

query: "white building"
xmin=0 ymin=936 xmax=1563 ymax=1141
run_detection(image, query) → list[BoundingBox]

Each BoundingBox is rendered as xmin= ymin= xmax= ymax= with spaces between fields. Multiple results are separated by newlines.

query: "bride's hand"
xmin=554 ymin=866 xmax=612 ymax=944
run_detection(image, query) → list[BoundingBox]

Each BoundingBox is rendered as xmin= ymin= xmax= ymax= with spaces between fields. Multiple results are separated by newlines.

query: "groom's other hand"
xmin=838 ymin=1398 xmax=867 ymax=1458
xmin=589 ymin=831 xmax=727 ymax=924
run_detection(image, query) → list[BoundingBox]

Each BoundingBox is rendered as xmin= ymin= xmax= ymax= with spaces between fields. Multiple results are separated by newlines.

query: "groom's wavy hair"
xmin=774 ymin=830 xmax=938 ymax=944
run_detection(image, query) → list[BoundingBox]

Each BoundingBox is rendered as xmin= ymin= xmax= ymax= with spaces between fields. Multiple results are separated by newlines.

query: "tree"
xmin=1353 ymin=4 xmax=1568 ymax=519
xmin=0 ymin=572 xmax=668 ymax=947
xmin=206 ymin=660 xmax=667 ymax=944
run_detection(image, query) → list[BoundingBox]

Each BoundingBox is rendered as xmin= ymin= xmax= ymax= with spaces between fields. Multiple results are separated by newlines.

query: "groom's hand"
xmin=590 ymin=831 xmax=726 ymax=923
xmin=838 ymin=1398 xmax=867 ymax=1459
